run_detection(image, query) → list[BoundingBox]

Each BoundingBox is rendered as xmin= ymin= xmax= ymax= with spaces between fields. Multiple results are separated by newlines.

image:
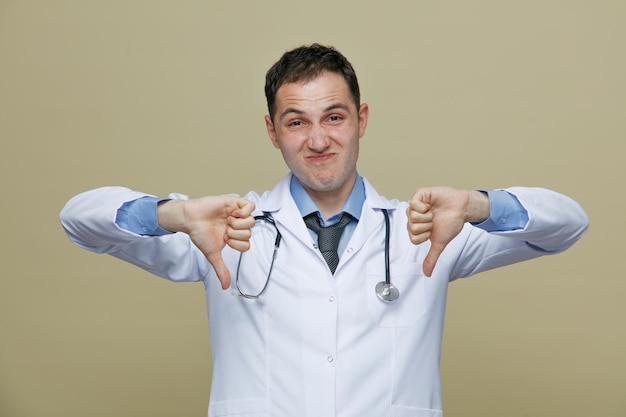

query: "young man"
xmin=60 ymin=44 xmax=588 ymax=417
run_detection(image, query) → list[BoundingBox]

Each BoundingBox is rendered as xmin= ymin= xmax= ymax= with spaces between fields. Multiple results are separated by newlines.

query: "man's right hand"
xmin=157 ymin=196 xmax=256 ymax=290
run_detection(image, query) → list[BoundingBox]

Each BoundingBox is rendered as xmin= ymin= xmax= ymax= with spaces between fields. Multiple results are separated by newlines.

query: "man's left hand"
xmin=407 ymin=187 xmax=489 ymax=277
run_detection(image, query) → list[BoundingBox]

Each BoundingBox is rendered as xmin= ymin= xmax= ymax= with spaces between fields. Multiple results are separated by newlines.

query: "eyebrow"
xmin=278 ymin=103 xmax=352 ymax=122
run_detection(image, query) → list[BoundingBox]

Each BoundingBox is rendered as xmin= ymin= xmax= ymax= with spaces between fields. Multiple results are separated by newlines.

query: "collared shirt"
xmin=290 ymin=174 xmax=365 ymax=257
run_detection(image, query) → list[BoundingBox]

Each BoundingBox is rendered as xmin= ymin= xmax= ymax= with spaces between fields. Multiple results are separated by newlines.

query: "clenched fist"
xmin=407 ymin=187 xmax=489 ymax=277
xmin=157 ymin=196 xmax=256 ymax=289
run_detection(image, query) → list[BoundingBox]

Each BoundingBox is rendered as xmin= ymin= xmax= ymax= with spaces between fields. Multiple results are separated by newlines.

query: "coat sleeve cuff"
xmin=472 ymin=189 xmax=529 ymax=232
xmin=115 ymin=196 xmax=173 ymax=236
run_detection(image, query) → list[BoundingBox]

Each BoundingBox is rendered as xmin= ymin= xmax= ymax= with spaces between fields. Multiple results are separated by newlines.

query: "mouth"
xmin=306 ymin=153 xmax=335 ymax=163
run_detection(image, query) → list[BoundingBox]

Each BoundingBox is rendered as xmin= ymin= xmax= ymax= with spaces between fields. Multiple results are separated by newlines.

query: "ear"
xmin=265 ymin=115 xmax=280 ymax=149
xmin=358 ymin=103 xmax=369 ymax=138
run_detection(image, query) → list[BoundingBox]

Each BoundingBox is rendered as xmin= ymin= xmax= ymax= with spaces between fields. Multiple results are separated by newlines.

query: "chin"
xmin=293 ymin=166 xmax=354 ymax=194
xmin=305 ymin=177 xmax=345 ymax=193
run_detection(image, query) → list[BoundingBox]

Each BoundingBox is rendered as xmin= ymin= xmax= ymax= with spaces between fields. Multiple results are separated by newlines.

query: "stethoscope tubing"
xmin=383 ymin=209 xmax=391 ymax=286
xmin=235 ymin=210 xmax=399 ymax=302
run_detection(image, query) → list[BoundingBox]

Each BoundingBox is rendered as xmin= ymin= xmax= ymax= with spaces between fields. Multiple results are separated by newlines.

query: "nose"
xmin=307 ymin=125 xmax=330 ymax=152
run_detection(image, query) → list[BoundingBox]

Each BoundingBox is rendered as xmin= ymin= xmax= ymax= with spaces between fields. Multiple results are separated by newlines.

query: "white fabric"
xmin=60 ymin=175 xmax=588 ymax=417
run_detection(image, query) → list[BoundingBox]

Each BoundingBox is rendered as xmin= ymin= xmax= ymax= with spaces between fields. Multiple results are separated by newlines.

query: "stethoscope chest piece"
xmin=375 ymin=281 xmax=399 ymax=302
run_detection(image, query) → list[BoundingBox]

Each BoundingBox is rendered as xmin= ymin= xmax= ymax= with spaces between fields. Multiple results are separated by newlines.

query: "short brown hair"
xmin=264 ymin=44 xmax=361 ymax=120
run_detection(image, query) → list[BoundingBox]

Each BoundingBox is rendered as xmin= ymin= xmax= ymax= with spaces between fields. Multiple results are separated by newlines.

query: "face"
xmin=265 ymin=72 xmax=369 ymax=202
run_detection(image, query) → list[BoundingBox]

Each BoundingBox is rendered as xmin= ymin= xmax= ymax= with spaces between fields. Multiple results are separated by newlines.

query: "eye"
xmin=327 ymin=115 xmax=343 ymax=123
xmin=288 ymin=120 xmax=304 ymax=127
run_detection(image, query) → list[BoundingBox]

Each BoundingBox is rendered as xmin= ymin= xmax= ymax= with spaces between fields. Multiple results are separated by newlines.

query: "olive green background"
xmin=1 ymin=1 xmax=624 ymax=416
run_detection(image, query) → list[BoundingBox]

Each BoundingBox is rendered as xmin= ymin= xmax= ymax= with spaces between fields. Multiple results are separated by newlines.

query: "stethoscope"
xmin=375 ymin=209 xmax=399 ymax=302
xmin=234 ymin=209 xmax=399 ymax=302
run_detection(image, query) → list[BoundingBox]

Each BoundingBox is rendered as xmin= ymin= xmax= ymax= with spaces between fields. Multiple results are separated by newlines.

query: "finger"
xmin=226 ymin=237 xmax=252 ymax=253
xmin=227 ymin=227 xmax=252 ymax=241
xmin=228 ymin=214 xmax=256 ymax=231
xmin=407 ymin=222 xmax=432 ymax=245
xmin=232 ymin=198 xmax=256 ymax=218
xmin=409 ymin=199 xmax=430 ymax=214
xmin=422 ymin=242 xmax=445 ymax=277
xmin=226 ymin=216 xmax=254 ymax=251
xmin=409 ymin=188 xmax=432 ymax=212
xmin=406 ymin=218 xmax=432 ymax=235
xmin=406 ymin=206 xmax=433 ymax=224
xmin=406 ymin=207 xmax=433 ymax=245
xmin=408 ymin=230 xmax=431 ymax=245
xmin=206 ymin=252 xmax=231 ymax=290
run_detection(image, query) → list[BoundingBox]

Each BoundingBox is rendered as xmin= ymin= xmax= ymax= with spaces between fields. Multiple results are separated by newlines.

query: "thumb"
xmin=206 ymin=252 xmax=231 ymax=290
xmin=422 ymin=241 xmax=445 ymax=277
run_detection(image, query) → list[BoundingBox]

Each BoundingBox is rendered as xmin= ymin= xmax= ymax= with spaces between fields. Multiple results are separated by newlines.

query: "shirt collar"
xmin=290 ymin=174 xmax=365 ymax=223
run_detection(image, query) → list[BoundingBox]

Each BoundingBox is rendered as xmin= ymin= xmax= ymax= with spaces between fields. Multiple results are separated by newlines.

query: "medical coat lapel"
xmin=343 ymin=178 xmax=396 ymax=257
xmin=256 ymin=175 xmax=318 ymax=253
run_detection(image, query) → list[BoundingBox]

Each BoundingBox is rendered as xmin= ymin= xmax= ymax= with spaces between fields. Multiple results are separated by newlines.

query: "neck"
xmin=302 ymin=174 xmax=357 ymax=219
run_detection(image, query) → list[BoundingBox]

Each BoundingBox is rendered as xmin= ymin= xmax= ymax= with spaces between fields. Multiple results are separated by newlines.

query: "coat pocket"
xmin=366 ymin=262 xmax=426 ymax=327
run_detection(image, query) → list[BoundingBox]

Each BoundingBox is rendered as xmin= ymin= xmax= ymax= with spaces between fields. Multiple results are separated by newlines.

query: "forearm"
xmin=60 ymin=187 xmax=156 ymax=252
xmin=60 ymin=187 xmax=209 ymax=282
xmin=491 ymin=187 xmax=588 ymax=253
